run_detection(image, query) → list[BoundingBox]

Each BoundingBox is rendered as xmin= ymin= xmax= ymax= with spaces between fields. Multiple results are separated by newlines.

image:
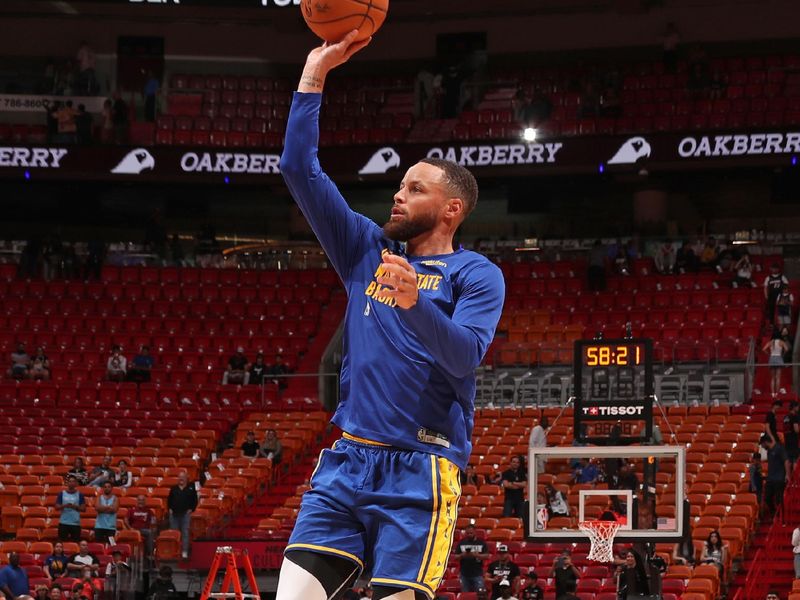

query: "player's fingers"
xmin=382 ymin=253 xmax=415 ymax=273
xmin=344 ymin=36 xmax=372 ymax=59
xmin=379 ymin=262 xmax=414 ymax=282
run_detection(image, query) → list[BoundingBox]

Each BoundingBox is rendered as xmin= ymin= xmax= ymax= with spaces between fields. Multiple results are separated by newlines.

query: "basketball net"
xmin=578 ymin=520 xmax=620 ymax=563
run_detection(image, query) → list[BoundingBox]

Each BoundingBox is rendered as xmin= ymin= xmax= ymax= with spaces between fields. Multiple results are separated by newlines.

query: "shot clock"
xmin=573 ymin=338 xmax=654 ymax=445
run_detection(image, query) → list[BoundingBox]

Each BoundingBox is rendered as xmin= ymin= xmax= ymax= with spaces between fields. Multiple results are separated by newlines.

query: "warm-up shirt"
xmin=280 ymin=92 xmax=505 ymax=469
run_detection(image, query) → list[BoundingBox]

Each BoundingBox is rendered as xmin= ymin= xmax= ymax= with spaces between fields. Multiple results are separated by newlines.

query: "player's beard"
xmin=383 ymin=211 xmax=438 ymax=241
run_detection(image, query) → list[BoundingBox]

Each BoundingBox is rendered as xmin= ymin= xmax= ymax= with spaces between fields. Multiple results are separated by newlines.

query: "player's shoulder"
xmin=451 ymin=249 xmax=503 ymax=280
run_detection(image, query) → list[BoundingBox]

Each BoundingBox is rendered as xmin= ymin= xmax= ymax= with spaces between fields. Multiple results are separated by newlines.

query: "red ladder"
xmin=199 ymin=547 xmax=261 ymax=600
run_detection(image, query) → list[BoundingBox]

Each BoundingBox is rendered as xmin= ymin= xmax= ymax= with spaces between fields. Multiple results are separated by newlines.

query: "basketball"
xmin=301 ymin=0 xmax=389 ymax=43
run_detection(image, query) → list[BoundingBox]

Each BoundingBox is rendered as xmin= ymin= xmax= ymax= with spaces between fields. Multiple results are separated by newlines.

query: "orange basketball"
xmin=301 ymin=0 xmax=389 ymax=43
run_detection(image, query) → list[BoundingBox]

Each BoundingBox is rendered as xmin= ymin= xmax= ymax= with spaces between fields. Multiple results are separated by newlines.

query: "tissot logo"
xmin=0 ymin=147 xmax=67 ymax=168
xmin=608 ymin=136 xmax=651 ymax=165
xmin=582 ymin=405 xmax=645 ymax=417
xmin=359 ymin=147 xmax=401 ymax=175
xmin=426 ymin=143 xmax=563 ymax=166
xmin=678 ymin=132 xmax=800 ymax=158
xmin=111 ymin=149 xmax=155 ymax=175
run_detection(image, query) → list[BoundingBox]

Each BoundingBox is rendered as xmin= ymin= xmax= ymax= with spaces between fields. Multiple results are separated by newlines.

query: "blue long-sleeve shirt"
xmin=280 ymin=92 xmax=505 ymax=469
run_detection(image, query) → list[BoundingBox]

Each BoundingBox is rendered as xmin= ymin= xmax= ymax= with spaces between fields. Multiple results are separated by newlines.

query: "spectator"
xmin=520 ymin=571 xmax=543 ymax=600
xmin=104 ymin=550 xmax=131 ymax=578
xmin=776 ymin=285 xmax=794 ymax=328
xmin=544 ymin=483 xmax=570 ymax=518
xmin=56 ymin=100 xmax=78 ymax=144
xmin=106 ymin=345 xmax=127 ymax=382
xmin=700 ymin=530 xmax=726 ymax=577
xmin=766 ymin=400 xmax=782 ymax=441
xmin=0 ymin=552 xmax=30 ymax=600
xmin=44 ymin=542 xmax=69 ymax=580
xmin=167 ymin=472 xmax=198 ymax=559
xmin=749 ymin=452 xmax=763 ymax=504
xmin=125 ymin=495 xmax=156 ymax=559
xmin=462 ymin=464 xmax=483 ymax=487
xmin=654 ymin=240 xmax=676 ymax=274
xmin=35 ymin=583 xmax=49 ymax=600
xmin=763 ymin=332 xmax=789 ymax=398
xmin=572 ymin=459 xmax=600 ymax=484
xmin=792 ymin=525 xmax=800 ymax=578
xmin=675 ymin=240 xmax=698 ymax=273
xmin=550 ymin=549 xmax=580 ymax=600
xmin=71 ymin=566 xmax=99 ymax=600
xmin=248 ymin=353 xmax=267 ymax=386
xmin=76 ymin=41 xmax=96 ymax=95
xmin=766 ymin=591 xmax=780 ymax=600
xmin=113 ymin=460 xmax=132 ymax=489
xmin=88 ymin=456 xmax=115 ymax=487
xmin=485 ymin=545 xmax=520 ymax=600
xmin=261 ymin=429 xmax=283 ymax=464
xmin=496 ymin=581 xmax=518 ymax=600
xmin=699 ymin=238 xmax=718 ymax=269
xmin=66 ymin=458 xmax=89 ymax=486
xmin=784 ymin=402 xmax=799 ymax=466
xmin=100 ymin=99 xmax=113 ymax=144
xmin=147 ymin=565 xmax=177 ymax=600
xmin=66 ymin=541 xmax=99 ymax=577
xmin=55 ymin=475 xmax=85 ymax=541
xmin=269 ymin=354 xmax=290 ymax=389
xmin=501 ymin=456 xmax=527 ymax=518
xmin=587 ymin=240 xmax=606 ymax=292
xmin=143 ymin=70 xmax=160 ymax=122
xmin=661 ymin=22 xmax=680 ymax=72
xmin=94 ymin=481 xmax=119 ymax=543
xmin=127 ymin=346 xmax=153 ymax=383
xmin=456 ymin=524 xmax=489 ymax=592
xmin=672 ymin=536 xmax=696 ymax=566
xmin=528 ymin=416 xmax=548 ymax=472
xmin=29 ymin=347 xmax=51 ymax=381
xmin=614 ymin=549 xmax=650 ymax=598
xmin=222 ymin=347 xmax=249 ymax=385
xmin=241 ymin=431 xmax=260 ymax=458
xmin=761 ymin=430 xmax=790 ymax=518
xmin=780 ymin=327 xmax=793 ymax=363
xmin=50 ymin=584 xmax=64 ymax=600
xmin=112 ymin=92 xmax=129 ymax=144
xmin=764 ymin=263 xmax=789 ymax=324
xmin=9 ymin=343 xmax=30 ymax=380
xmin=734 ymin=252 xmax=755 ymax=288
xmin=76 ymin=105 xmax=93 ymax=145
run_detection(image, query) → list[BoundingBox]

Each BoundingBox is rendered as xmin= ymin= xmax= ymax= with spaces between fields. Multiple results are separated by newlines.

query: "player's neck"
xmin=406 ymin=229 xmax=455 ymax=257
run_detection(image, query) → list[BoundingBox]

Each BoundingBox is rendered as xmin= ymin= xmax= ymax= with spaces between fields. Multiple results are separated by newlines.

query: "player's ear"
xmin=446 ymin=197 xmax=465 ymax=220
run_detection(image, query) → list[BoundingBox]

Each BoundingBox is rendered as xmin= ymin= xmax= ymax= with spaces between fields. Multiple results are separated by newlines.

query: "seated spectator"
xmin=104 ymin=550 xmax=131 ymax=578
xmin=106 ymin=345 xmax=127 ymax=382
xmin=249 ymin=353 xmax=267 ymax=386
xmin=700 ymin=529 xmax=726 ymax=577
xmin=112 ymin=460 xmax=132 ymax=489
xmin=520 ymin=570 xmax=543 ymax=600
xmin=35 ymin=583 xmax=50 ymax=600
xmin=9 ymin=343 xmax=30 ymax=380
xmin=125 ymin=495 xmax=157 ymax=559
xmin=44 ymin=542 xmax=69 ymax=580
xmin=71 ymin=566 xmax=99 ymax=600
xmin=88 ymin=456 xmax=115 ymax=487
xmin=261 ymin=429 xmax=283 ymax=464
xmin=56 ymin=100 xmax=78 ymax=144
xmin=675 ymin=240 xmax=698 ymax=273
xmin=28 ymin=346 xmax=51 ymax=381
xmin=50 ymin=584 xmax=64 ymax=600
xmin=241 ymin=431 xmax=260 ymax=458
xmin=127 ymin=346 xmax=153 ymax=383
xmin=654 ymin=240 xmax=676 ymax=274
xmin=0 ymin=552 xmax=30 ymax=600
xmin=461 ymin=464 xmax=483 ymax=487
xmin=147 ymin=566 xmax=177 ymax=600
xmin=222 ymin=347 xmax=250 ymax=385
xmin=572 ymin=459 xmax=600 ymax=484
xmin=269 ymin=354 xmax=289 ymax=389
xmin=545 ymin=483 xmax=569 ymax=518
xmin=699 ymin=238 xmax=719 ymax=269
xmin=734 ymin=252 xmax=755 ymax=288
xmin=66 ymin=541 xmax=99 ymax=577
xmin=66 ymin=457 xmax=89 ymax=486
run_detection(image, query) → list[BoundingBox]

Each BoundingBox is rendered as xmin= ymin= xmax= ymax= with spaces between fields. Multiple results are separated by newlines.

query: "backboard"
xmin=527 ymin=445 xmax=685 ymax=543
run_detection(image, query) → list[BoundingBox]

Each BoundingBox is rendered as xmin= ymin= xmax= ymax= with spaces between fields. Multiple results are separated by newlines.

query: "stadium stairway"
xmin=220 ymin=425 xmax=338 ymax=539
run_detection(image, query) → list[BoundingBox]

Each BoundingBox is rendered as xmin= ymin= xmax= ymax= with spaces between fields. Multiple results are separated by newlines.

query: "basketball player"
xmin=276 ymin=30 xmax=505 ymax=600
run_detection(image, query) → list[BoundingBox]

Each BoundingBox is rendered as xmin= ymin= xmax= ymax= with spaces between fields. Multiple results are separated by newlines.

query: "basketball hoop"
xmin=579 ymin=520 xmax=620 ymax=563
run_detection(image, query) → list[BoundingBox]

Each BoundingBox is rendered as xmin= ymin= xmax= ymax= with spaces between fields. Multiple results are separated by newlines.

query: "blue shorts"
xmin=285 ymin=434 xmax=462 ymax=599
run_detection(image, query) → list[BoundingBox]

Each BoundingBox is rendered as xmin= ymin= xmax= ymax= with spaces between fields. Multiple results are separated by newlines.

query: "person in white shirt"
xmin=528 ymin=416 xmax=548 ymax=472
xmin=106 ymin=345 xmax=127 ymax=382
xmin=792 ymin=526 xmax=800 ymax=578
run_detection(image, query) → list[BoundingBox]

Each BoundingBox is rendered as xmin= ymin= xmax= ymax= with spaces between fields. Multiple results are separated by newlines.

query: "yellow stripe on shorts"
xmin=342 ymin=432 xmax=391 ymax=446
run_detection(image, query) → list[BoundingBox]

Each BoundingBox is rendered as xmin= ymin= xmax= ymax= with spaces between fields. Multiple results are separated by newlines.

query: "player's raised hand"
xmin=378 ymin=253 xmax=419 ymax=309
xmin=299 ymin=30 xmax=372 ymax=93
